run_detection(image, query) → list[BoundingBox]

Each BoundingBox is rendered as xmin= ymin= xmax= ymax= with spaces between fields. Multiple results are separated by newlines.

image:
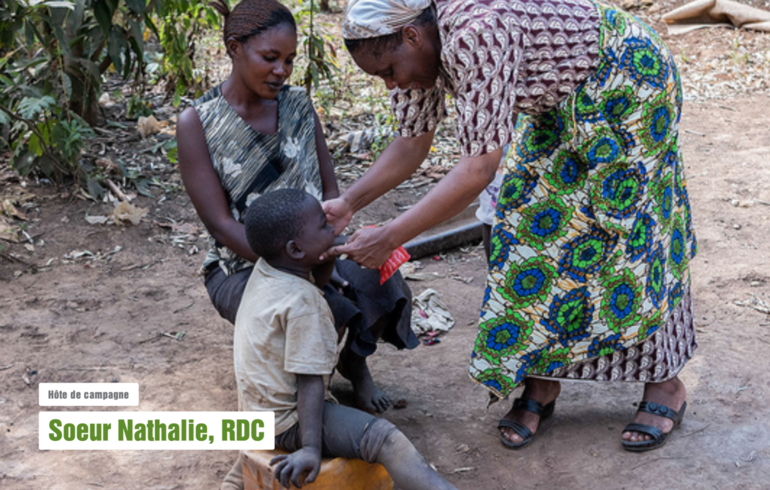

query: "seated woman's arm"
xmin=324 ymin=130 xmax=435 ymax=234
xmin=177 ymin=107 xmax=259 ymax=262
xmin=314 ymin=109 xmax=340 ymax=201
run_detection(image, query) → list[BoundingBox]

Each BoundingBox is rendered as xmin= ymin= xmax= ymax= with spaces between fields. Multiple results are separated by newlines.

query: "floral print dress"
xmin=389 ymin=0 xmax=697 ymax=399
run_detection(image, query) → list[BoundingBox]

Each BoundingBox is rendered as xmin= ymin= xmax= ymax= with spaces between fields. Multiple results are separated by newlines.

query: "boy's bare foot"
xmin=498 ymin=378 xmax=561 ymax=446
xmin=337 ymin=349 xmax=391 ymax=413
xmin=622 ymin=376 xmax=687 ymax=443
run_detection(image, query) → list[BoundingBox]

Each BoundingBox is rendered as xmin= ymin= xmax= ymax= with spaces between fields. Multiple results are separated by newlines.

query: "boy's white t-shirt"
xmin=234 ymin=258 xmax=339 ymax=434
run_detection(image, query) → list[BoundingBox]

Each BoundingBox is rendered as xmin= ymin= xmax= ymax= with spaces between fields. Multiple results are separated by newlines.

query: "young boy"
xmin=223 ymin=189 xmax=456 ymax=490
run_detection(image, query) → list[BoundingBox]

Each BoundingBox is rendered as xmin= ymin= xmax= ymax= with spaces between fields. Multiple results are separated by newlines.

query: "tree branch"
xmin=0 ymin=104 xmax=68 ymax=174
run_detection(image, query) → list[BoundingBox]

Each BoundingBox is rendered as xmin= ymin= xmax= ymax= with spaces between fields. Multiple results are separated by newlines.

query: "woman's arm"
xmin=313 ymin=110 xmax=339 ymax=201
xmin=323 ymin=148 xmax=503 ymax=268
xmin=270 ymin=374 xmax=324 ymax=488
xmin=176 ymin=107 xmax=258 ymax=262
xmin=323 ymin=130 xmax=435 ymax=234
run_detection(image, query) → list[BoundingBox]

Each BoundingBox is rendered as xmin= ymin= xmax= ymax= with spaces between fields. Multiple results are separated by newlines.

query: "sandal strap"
xmin=637 ymin=401 xmax=680 ymax=422
xmin=512 ymin=397 xmax=546 ymax=416
xmin=622 ymin=422 xmax=665 ymax=443
xmin=498 ymin=418 xmax=533 ymax=441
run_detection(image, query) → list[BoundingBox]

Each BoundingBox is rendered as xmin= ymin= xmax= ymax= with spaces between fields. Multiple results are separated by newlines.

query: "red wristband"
xmin=379 ymin=246 xmax=410 ymax=285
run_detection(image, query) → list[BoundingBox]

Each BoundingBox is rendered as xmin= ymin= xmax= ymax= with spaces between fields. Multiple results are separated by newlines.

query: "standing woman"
xmin=324 ymin=0 xmax=698 ymax=452
xmin=177 ymin=0 xmax=418 ymax=416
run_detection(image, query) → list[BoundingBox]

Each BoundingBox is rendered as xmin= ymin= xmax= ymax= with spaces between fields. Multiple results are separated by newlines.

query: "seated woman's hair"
xmin=344 ymin=6 xmax=435 ymax=57
xmin=209 ymin=0 xmax=296 ymax=57
xmin=244 ymin=189 xmax=311 ymax=260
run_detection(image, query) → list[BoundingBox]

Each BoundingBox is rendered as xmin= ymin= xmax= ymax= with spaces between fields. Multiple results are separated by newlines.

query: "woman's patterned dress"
xmin=389 ymin=0 xmax=697 ymax=399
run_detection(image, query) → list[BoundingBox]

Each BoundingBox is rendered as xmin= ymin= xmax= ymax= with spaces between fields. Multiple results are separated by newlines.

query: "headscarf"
xmin=343 ymin=0 xmax=432 ymax=39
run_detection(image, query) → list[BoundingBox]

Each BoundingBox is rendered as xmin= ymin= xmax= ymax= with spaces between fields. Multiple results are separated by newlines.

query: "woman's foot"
xmin=622 ymin=376 xmax=687 ymax=443
xmin=337 ymin=348 xmax=391 ymax=414
xmin=498 ymin=379 xmax=561 ymax=446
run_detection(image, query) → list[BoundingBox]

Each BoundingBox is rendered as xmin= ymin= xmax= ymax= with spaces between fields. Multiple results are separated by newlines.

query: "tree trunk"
xmin=68 ymin=74 xmax=100 ymax=127
xmin=65 ymin=42 xmax=102 ymax=126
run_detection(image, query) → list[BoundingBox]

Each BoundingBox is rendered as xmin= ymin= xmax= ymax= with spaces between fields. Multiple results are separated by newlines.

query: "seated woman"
xmin=176 ymin=0 xmax=418 ymax=414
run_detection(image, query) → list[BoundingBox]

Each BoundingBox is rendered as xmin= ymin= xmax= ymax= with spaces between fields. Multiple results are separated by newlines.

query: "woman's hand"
xmin=322 ymin=198 xmax=353 ymax=235
xmin=321 ymin=226 xmax=396 ymax=269
xmin=270 ymin=447 xmax=322 ymax=489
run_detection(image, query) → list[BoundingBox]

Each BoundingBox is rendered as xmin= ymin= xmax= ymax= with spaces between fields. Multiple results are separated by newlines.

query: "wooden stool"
xmin=242 ymin=449 xmax=393 ymax=490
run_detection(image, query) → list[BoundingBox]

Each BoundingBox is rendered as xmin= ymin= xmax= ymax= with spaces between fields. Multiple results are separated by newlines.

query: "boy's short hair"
xmin=244 ymin=189 xmax=311 ymax=260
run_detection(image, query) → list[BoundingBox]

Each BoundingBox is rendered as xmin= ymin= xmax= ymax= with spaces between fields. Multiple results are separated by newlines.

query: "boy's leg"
xmin=374 ymin=429 xmax=457 ymax=490
xmin=336 ymin=316 xmax=390 ymax=413
xmin=322 ymin=283 xmax=393 ymax=414
xmin=275 ymin=402 xmax=456 ymax=490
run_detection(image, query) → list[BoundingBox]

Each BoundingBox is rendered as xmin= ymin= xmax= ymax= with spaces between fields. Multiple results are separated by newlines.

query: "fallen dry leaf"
xmin=112 ymin=201 xmax=148 ymax=226
xmin=137 ymin=115 xmax=160 ymax=138
xmin=96 ymin=158 xmax=120 ymax=175
xmin=1 ymin=199 xmax=28 ymax=221
xmin=85 ymin=215 xmax=109 ymax=225
xmin=0 ymin=216 xmax=21 ymax=242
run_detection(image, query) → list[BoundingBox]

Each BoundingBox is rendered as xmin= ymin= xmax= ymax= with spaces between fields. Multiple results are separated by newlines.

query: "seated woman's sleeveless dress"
xmin=194 ymin=85 xmax=418 ymax=356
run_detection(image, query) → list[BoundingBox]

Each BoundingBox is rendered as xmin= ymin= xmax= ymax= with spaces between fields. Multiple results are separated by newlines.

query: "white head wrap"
xmin=343 ymin=0 xmax=432 ymax=40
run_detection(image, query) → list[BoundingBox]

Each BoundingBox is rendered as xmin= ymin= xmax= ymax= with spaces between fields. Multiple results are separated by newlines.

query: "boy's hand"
xmin=329 ymin=264 xmax=349 ymax=292
xmin=270 ymin=447 xmax=322 ymax=488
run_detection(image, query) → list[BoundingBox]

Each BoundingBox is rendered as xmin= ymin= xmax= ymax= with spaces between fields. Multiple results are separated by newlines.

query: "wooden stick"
xmin=0 ymin=252 xmax=34 ymax=267
xmin=105 ymin=178 xmax=130 ymax=202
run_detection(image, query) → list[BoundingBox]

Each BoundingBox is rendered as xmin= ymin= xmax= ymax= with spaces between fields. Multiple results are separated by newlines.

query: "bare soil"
xmin=2 ymin=10 xmax=770 ymax=490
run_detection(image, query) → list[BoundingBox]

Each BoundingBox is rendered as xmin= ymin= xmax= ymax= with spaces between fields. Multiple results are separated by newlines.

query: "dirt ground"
xmin=2 ymin=8 xmax=770 ymax=490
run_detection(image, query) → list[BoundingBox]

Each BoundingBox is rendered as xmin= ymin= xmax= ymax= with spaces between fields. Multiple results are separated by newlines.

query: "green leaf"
xmin=8 ymin=56 xmax=48 ymax=74
xmin=38 ymin=154 xmax=56 ymax=177
xmin=24 ymin=19 xmax=36 ymax=47
xmin=107 ymin=27 xmax=124 ymax=73
xmin=121 ymin=43 xmax=131 ymax=78
xmin=0 ymin=73 xmax=14 ymax=87
xmin=86 ymin=177 xmax=105 ymax=200
xmin=12 ymin=150 xmax=34 ymax=177
xmin=28 ymin=133 xmax=43 ymax=157
xmin=128 ymin=35 xmax=143 ymax=65
xmin=49 ymin=19 xmax=73 ymax=57
xmin=129 ymin=18 xmax=143 ymax=44
xmin=164 ymin=139 xmax=178 ymax=164
xmin=124 ymin=0 xmax=146 ymax=15
xmin=80 ymin=159 xmax=94 ymax=173
xmin=65 ymin=0 xmax=86 ymax=34
xmin=0 ymin=110 xmax=8 ymax=126
xmin=18 ymin=96 xmax=56 ymax=119
xmin=134 ymin=178 xmax=152 ymax=197
xmin=93 ymin=0 xmax=115 ymax=34
xmin=44 ymin=1 xmax=76 ymax=10
xmin=143 ymin=13 xmax=159 ymax=39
